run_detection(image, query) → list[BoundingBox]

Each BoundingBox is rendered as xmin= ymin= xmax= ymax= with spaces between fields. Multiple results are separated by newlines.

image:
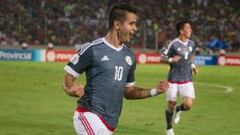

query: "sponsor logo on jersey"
xmin=101 ymin=55 xmax=110 ymax=61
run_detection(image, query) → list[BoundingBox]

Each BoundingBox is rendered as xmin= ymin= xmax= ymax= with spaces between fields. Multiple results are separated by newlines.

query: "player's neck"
xmin=178 ymin=36 xmax=188 ymax=43
xmin=105 ymin=32 xmax=122 ymax=48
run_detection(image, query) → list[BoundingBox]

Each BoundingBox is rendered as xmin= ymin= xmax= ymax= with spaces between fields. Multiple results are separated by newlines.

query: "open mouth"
xmin=129 ymin=34 xmax=133 ymax=39
xmin=129 ymin=33 xmax=134 ymax=39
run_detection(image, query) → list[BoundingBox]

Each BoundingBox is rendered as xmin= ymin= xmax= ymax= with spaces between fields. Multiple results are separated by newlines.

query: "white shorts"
xmin=73 ymin=107 xmax=114 ymax=135
xmin=166 ymin=82 xmax=195 ymax=101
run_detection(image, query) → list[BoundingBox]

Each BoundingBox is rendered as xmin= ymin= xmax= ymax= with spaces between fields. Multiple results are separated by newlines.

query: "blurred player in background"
xmin=63 ymin=3 xmax=168 ymax=135
xmin=162 ymin=20 xmax=198 ymax=135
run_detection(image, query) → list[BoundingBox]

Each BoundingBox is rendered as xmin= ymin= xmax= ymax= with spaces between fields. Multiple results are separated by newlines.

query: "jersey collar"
xmin=103 ymin=38 xmax=124 ymax=52
xmin=177 ymin=38 xmax=189 ymax=46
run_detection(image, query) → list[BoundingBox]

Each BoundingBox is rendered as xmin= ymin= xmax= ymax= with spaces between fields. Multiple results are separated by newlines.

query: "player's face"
xmin=118 ymin=12 xmax=138 ymax=43
xmin=181 ymin=23 xmax=192 ymax=39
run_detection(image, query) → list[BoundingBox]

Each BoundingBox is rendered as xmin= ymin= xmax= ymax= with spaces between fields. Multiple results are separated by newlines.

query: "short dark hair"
xmin=176 ymin=20 xmax=191 ymax=36
xmin=108 ymin=3 xmax=137 ymax=30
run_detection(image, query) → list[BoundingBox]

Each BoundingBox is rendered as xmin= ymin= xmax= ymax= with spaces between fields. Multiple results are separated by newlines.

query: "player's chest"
xmin=93 ymin=51 xmax=133 ymax=72
xmin=173 ymin=45 xmax=193 ymax=56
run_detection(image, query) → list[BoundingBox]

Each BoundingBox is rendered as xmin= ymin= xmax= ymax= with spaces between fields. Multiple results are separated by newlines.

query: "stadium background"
xmin=1 ymin=0 xmax=240 ymax=135
xmin=1 ymin=0 xmax=240 ymax=52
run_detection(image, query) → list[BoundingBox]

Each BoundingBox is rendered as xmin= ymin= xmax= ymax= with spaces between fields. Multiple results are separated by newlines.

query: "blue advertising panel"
xmin=194 ymin=56 xmax=217 ymax=65
xmin=32 ymin=49 xmax=46 ymax=62
xmin=0 ymin=49 xmax=32 ymax=61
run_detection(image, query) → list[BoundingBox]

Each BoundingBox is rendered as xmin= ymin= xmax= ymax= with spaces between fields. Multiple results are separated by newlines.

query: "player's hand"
xmin=192 ymin=67 xmax=198 ymax=75
xmin=156 ymin=80 xmax=168 ymax=94
xmin=69 ymin=84 xmax=85 ymax=97
xmin=172 ymin=55 xmax=181 ymax=62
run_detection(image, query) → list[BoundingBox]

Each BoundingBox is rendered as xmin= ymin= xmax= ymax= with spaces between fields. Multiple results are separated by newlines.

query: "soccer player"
xmin=63 ymin=3 xmax=168 ymax=135
xmin=162 ymin=20 xmax=198 ymax=135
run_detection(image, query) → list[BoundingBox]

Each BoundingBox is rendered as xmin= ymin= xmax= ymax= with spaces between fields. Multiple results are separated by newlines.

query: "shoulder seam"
xmin=78 ymin=38 xmax=104 ymax=55
xmin=163 ymin=38 xmax=178 ymax=56
xmin=168 ymin=38 xmax=178 ymax=49
xmin=189 ymin=40 xmax=194 ymax=43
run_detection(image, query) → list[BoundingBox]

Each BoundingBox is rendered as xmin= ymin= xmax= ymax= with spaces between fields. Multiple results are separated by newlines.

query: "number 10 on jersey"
xmin=114 ymin=66 xmax=123 ymax=81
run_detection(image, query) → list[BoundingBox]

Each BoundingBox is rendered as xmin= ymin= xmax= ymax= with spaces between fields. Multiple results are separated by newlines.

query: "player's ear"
xmin=180 ymin=29 xmax=184 ymax=35
xmin=113 ymin=20 xmax=121 ymax=30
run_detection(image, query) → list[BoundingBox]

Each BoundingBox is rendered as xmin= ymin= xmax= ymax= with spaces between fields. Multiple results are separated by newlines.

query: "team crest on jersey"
xmin=125 ymin=56 xmax=132 ymax=65
xmin=177 ymin=48 xmax=181 ymax=51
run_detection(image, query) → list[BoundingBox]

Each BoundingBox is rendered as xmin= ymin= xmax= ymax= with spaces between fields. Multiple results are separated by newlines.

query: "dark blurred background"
xmin=1 ymin=0 xmax=239 ymax=54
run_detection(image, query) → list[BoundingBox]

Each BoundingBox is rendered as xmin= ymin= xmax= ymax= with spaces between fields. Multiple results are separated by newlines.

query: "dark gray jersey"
xmin=64 ymin=38 xmax=136 ymax=128
xmin=163 ymin=38 xmax=195 ymax=82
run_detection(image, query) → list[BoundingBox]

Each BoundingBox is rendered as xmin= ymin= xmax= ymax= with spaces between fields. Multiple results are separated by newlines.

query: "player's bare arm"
xmin=170 ymin=55 xmax=182 ymax=63
xmin=161 ymin=55 xmax=182 ymax=63
xmin=124 ymin=80 xmax=168 ymax=99
xmin=63 ymin=72 xmax=84 ymax=97
xmin=190 ymin=54 xmax=198 ymax=75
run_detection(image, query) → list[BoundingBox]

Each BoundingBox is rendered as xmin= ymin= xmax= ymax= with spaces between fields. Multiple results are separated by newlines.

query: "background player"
xmin=162 ymin=20 xmax=198 ymax=135
xmin=63 ymin=3 xmax=168 ymax=135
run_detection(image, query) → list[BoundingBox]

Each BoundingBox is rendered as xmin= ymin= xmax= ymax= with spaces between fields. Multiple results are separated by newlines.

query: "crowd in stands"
xmin=1 ymin=0 xmax=240 ymax=53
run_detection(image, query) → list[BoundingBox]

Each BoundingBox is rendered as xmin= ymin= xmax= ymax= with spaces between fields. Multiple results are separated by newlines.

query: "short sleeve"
xmin=162 ymin=42 xmax=174 ymax=58
xmin=126 ymin=56 xmax=136 ymax=87
xmin=64 ymin=46 xmax=93 ymax=78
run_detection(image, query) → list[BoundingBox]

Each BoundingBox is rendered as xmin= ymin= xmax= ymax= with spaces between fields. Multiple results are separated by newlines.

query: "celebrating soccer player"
xmin=162 ymin=20 xmax=198 ymax=135
xmin=63 ymin=3 xmax=168 ymax=135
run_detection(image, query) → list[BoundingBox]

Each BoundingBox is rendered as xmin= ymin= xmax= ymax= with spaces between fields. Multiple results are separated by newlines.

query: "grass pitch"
xmin=0 ymin=61 xmax=239 ymax=135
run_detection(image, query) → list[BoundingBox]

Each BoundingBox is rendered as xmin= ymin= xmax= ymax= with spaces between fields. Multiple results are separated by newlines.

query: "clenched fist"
xmin=156 ymin=80 xmax=168 ymax=94
xmin=70 ymin=84 xmax=85 ymax=97
xmin=64 ymin=84 xmax=85 ymax=97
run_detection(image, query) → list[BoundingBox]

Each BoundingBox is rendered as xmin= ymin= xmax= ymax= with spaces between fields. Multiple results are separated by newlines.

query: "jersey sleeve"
xmin=192 ymin=41 xmax=196 ymax=51
xmin=190 ymin=41 xmax=196 ymax=64
xmin=126 ymin=55 xmax=136 ymax=87
xmin=162 ymin=42 xmax=174 ymax=58
xmin=64 ymin=46 xmax=93 ymax=78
